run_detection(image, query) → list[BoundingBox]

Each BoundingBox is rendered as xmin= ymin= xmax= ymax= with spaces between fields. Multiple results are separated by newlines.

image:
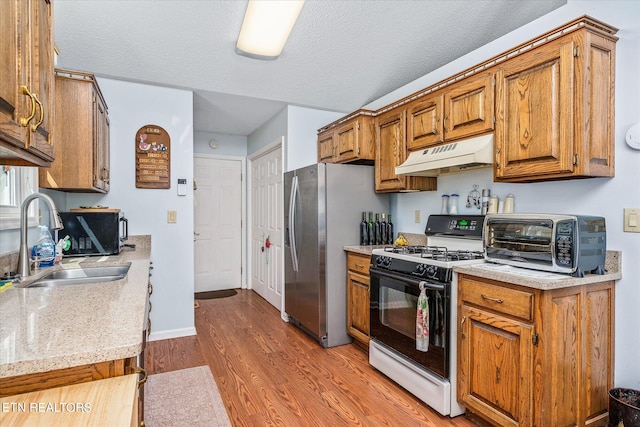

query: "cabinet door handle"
xmin=134 ymin=367 xmax=147 ymax=388
xmin=481 ymin=294 xmax=504 ymax=304
xmin=495 ymin=147 xmax=501 ymax=169
xmin=461 ymin=315 xmax=466 ymax=326
xmin=31 ymin=92 xmax=44 ymax=132
xmin=19 ymin=85 xmax=37 ymax=127
xmin=444 ymin=114 xmax=449 ymax=133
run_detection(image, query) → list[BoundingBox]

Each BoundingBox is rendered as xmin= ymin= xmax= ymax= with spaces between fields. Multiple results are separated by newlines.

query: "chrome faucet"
xmin=17 ymin=193 xmax=64 ymax=278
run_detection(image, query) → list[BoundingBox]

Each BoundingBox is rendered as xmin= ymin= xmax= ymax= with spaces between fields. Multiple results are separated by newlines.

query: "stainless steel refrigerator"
xmin=284 ymin=163 xmax=388 ymax=348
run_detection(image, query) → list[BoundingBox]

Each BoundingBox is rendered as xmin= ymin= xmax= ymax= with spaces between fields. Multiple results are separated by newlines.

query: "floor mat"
xmin=145 ymin=366 xmax=231 ymax=427
xmin=195 ymin=289 xmax=238 ymax=299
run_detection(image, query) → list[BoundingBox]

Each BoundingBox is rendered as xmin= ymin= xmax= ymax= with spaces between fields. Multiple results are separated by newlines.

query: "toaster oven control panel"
xmin=555 ymin=220 xmax=574 ymax=267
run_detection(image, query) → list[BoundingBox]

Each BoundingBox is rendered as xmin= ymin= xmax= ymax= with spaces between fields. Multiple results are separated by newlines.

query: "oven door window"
xmin=370 ymin=268 xmax=449 ymax=379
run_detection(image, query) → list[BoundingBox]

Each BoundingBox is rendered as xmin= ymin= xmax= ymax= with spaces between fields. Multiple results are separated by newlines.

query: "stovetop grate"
xmin=382 ymin=245 xmax=484 ymax=262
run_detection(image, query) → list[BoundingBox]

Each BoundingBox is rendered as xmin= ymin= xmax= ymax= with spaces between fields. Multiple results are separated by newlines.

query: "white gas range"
xmin=368 ymin=214 xmax=485 ymax=417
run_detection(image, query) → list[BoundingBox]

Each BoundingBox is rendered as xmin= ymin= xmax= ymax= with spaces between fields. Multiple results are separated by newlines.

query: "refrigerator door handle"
xmin=289 ymin=175 xmax=299 ymax=272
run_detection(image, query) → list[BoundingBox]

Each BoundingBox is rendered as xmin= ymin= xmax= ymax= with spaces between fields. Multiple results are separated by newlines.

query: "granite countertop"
xmin=344 ymin=243 xmax=622 ymax=291
xmin=454 ymin=251 xmax=622 ymax=290
xmin=0 ymin=236 xmax=151 ymax=379
xmin=343 ymin=245 xmax=387 ymax=256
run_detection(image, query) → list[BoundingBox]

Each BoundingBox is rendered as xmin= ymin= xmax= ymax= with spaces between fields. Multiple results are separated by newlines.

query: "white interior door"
xmin=194 ymin=156 xmax=242 ymax=292
xmin=250 ymin=145 xmax=283 ymax=309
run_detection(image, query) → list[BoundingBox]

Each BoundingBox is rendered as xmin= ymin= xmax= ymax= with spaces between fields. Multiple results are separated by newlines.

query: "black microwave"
xmin=56 ymin=210 xmax=128 ymax=256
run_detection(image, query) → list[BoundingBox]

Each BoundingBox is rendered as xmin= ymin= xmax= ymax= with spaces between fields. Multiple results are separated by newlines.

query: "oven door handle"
xmin=370 ymin=267 xmax=445 ymax=291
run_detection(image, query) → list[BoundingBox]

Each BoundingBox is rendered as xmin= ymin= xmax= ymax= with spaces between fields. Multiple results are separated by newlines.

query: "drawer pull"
xmin=355 ymin=263 xmax=366 ymax=269
xmin=481 ymin=294 xmax=504 ymax=304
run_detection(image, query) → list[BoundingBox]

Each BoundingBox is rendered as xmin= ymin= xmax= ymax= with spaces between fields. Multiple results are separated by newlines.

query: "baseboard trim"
xmin=148 ymin=326 xmax=197 ymax=342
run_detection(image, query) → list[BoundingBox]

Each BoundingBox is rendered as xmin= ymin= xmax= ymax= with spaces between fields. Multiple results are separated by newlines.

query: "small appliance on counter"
xmin=56 ymin=208 xmax=128 ymax=256
xmin=483 ymin=213 xmax=607 ymax=277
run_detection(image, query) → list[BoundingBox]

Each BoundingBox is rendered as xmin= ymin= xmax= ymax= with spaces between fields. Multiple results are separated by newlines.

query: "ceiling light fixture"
xmin=235 ymin=0 xmax=305 ymax=60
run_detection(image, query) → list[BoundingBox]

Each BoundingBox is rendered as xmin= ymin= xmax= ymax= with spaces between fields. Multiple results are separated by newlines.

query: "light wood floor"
xmin=146 ymin=289 xmax=476 ymax=426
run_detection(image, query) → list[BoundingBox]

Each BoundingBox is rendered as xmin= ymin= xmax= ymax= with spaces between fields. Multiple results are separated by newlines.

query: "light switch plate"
xmin=167 ymin=210 xmax=177 ymax=224
xmin=414 ymin=210 xmax=421 ymax=223
xmin=624 ymin=208 xmax=640 ymax=233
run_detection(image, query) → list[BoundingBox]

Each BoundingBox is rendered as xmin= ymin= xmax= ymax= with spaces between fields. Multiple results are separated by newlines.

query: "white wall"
xmin=247 ymin=107 xmax=288 ymax=160
xmin=286 ymin=106 xmax=344 ymax=171
xmin=247 ymin=106 xmax=344 ymax=172
xmin=369 ymin=0 xmax=640 ymax=389
xmin=63 ymin=78 xmax=196 ymax=340
xmin=194 ymin=131 xmax=247 ymax=157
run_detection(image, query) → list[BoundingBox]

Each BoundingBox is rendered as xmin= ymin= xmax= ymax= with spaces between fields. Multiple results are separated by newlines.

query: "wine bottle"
xmin=374 ymin=213 xmax=382 ymax=245
xmin=387 ymin=214 xmax=394 ymax=245
xmin=359 ymin=212 xmax=368 ymax=245
xmin=380 ymin=213 xmax=388 ymax=246
xmin=367 ymin=212 xmax=375 ymax=245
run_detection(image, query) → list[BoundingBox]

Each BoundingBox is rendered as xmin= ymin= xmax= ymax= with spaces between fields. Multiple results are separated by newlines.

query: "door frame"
xmin=247 ymin=137 xmax=285 ymax=314
xmin=193 ymin=153 xmax=247 ymax=288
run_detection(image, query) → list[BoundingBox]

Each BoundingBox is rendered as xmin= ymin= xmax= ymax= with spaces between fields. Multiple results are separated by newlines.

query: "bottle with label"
xmin=374 ymin=213 xmax=382 ymax=245
xmin=387 ymin=214 xmax=394 ymax=244
xmin=31 ymin=225 xmax=56 ymax=268
xmin=359 ymin=212 xmax=368 ymax=245
xmin=367 ymin=212 xmax=375 ymax=245
xmin=380 ymin=213 xmax=388 ymax=246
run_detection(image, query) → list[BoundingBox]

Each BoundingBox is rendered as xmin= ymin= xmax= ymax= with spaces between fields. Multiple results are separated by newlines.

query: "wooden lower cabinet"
xmin=457 ymin=274 xmax=614 ymax=427
xmin=346 ymin=252 xmax=371 ymax=350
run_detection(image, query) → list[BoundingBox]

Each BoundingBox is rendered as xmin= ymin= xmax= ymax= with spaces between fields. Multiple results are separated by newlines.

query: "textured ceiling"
xmin=53 ymin=0 xmax=566 ymax=136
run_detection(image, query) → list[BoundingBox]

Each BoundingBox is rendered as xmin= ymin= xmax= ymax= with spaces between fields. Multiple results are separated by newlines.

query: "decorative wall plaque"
xmin=135 ymin=124 xmax=170 ymax=189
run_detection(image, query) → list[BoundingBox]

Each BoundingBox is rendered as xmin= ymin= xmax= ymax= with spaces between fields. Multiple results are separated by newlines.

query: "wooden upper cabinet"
xmin=375 ymin=108 xmax=436 ymax=193
xmin=39 ymin=70 xmax=110 ymax=193
xmin=407 ymin=94 xmax=444 ymax=150
xmin=444 ymin=72 xmax=494 ymax=141
xmin=0 ymin=0 xmax=54 ymax=166
xmin=495 ymin=21 xmax=617 ymax=182
xmin=317 ymin=111 xmax=376 ymax=164
xmin=406 ymin=73 xmax=494 ymax=152
xmin=317 ymin=129 xmax=335 ymax=163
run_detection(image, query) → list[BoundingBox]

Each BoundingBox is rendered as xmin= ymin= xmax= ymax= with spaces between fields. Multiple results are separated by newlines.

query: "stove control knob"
xmin=415 ymin=265 xmax=426 ymax=276
xmin=426 ymin=266 xmax=436 ymax=277
xmin=375 ymin=256 xmax=391 ymax=268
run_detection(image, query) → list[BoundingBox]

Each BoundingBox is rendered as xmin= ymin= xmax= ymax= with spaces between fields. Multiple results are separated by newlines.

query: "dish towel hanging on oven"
xmin=416 ymin=282 xmax=429 ymax=352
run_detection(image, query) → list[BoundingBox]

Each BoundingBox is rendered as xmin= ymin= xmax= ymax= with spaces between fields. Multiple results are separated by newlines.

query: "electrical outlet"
xmin=167 ymin=210 xmax=177 ymax=224
xmin=624 ymin=208 xmax=640 ymax=233
xmin=414 ymin=210 xmax=421 ymax=223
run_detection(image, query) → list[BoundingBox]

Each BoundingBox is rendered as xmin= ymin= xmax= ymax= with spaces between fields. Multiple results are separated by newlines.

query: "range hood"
xmin=395 ymin=134 xmax=494 ymax=177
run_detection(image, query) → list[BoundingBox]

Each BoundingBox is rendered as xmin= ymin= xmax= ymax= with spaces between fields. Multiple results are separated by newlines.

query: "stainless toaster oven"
xmin=483 ymin=214 xmax=606 ymax=277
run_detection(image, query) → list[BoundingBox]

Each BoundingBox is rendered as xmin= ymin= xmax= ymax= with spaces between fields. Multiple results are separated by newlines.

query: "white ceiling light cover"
xmin=236 ymin=0 xmax=305 ymax=60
